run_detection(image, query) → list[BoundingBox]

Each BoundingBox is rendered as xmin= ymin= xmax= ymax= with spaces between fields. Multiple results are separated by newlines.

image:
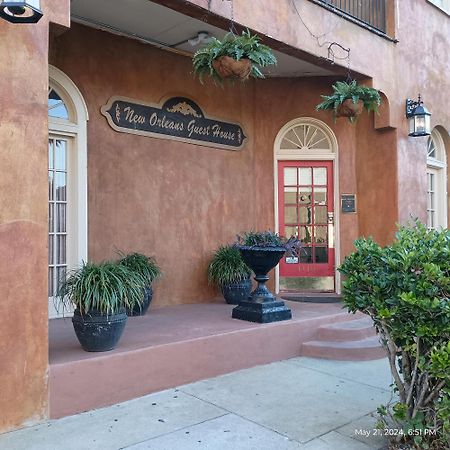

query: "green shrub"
xmin=339 ymin=222 xmax=450 ymax=449
xmin=207 ymin=245 xmax=251 ymax=286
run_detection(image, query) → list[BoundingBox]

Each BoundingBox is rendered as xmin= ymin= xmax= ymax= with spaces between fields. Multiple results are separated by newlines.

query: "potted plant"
xmin=232 ymin=231 xmax=301 ymax=323
xmin=316 ymin=80 xmax=381 ymax=122
xmin=208 ymin=245 xmax=252 ymax=305
xmin=118 ymin=252 xmax=162 ymax=316
xmin=192 ymin=29 xmax=277 ymax=83
xmin=57 ymin=261 xmax=145 ymax=352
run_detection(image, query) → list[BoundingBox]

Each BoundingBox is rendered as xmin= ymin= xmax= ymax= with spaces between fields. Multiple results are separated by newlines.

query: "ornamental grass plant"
xmin=118 ymin=252 xmax=161 ymax=285
xmin=208 ymin=245 xmax=251 ymax=286
xmin=57 ymin=261 xmax=146 ymax=316
xmin=339 ymin=222 xmax=450 ymax=450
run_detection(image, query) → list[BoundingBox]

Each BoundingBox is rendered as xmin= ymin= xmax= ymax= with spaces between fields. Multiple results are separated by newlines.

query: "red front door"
xmin=278 ymin=160 xmax=335 ymax=281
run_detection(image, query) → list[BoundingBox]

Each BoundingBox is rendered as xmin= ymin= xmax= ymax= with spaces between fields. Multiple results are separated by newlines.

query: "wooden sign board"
xmin=101 ymin=96 xmax=247 ymax=151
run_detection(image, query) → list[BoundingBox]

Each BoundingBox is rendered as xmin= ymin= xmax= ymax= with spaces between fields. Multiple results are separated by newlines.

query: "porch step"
xmin=300 ymin=316 xmax=386 ymax=361
xmin=316 ymin=317 xmax=377 ymax=342
xmin=301 ymin=335 xmax=386 ymax=361
xmin=281 ymin=293 xmax=342 ymax=304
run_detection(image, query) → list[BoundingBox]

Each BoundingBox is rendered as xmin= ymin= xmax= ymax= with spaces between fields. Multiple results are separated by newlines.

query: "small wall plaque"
xmin=285 ymin=256 xmax=299 ymax=264
xmin=341 ymin=194 xmax=357 ymax=213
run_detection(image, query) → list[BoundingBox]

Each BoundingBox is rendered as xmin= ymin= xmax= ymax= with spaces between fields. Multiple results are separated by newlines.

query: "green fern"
xmin=316 ymin=80 xmax=381 ymax=122
xmin=192 ymin=29 xmax=277 ymax=84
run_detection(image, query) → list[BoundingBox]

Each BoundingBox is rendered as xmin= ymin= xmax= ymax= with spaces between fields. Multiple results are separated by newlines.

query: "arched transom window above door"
xmin=276 ymin=118 xmax=336 ymax=157
xmin=48 ymin=88 xmax=69 ymax=120
xmin=426 ymin=128 xmax=447 ymax=230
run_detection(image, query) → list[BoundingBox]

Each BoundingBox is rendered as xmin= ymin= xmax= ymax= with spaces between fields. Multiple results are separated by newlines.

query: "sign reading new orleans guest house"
xmin=101 ymin=96 xmax=247 ymax=150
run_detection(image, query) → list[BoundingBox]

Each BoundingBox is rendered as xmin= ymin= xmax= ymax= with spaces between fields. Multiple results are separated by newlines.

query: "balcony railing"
xmin=314 ymin=0 xmax=387 ymax=33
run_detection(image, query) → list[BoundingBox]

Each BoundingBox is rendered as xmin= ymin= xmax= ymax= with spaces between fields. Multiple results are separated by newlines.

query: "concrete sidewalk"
xmin=0 ymin=357 xmax=392 ymax=450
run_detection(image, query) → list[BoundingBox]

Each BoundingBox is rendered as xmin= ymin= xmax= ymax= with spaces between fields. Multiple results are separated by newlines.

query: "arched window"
xmin=48 ymin=66 xmax=88 ymax=318
xmin=426 ymin=128 xmax=447 ymax=230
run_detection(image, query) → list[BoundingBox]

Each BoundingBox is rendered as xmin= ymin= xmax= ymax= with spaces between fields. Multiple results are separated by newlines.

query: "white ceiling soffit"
xmin=70 ymin=0 xmax=335 ymax=77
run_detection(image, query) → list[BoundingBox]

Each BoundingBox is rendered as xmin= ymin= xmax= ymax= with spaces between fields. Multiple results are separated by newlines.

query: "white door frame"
xmin=48 ymin=65 xmax=89 ymax=318
xmin=273 ymin=117 xmax=341 ymax=294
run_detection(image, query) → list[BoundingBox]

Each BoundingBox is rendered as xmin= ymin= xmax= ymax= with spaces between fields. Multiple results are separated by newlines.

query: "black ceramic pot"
xmin=232 ymin=246 xmax=292 ymax=323
xmin=221 ymin=277 xmax=252 ymax=305
xmin=126 ymin=286 xmax=153 ymax=316
xmin=72 ymin=308 xmax=127 ymax=352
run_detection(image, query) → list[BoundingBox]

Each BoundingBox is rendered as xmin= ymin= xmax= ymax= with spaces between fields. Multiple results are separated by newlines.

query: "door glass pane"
xmin=48 ymin=235 xmax=54 ymax=265
xmin=56 ymin=204 xmax=66 ymax=232
xmin=55 ymin=172 xmax=66 ymax=201
xmin=300 ymin=225 xmax=313 ymax=244
xmin=57 ymin=235 xmax=66 ymax=264
xmin=48 ymin=267 xmax=54 ymax=297
xmin=313 ymin=167 xmax=327 ymax=185
xmin=315 ymin=247 xmax=328 ymax=263
xmin=284 ymin=187 xmax=296 ymax=204
xmin=284 ymin=206 xmax=297 ymax=224
xmin=300 ymin=247 xmax=312 ymax=263
xmin=55 ymin=140 xmax=66 ymax=170
xmin=48 ymin=172 xmax=54 ymax=201
xmin=314 ymin=187 xmax=327 ymax=205
xmin=298 ymin=167 xmax=312 ymax=185
xmin=314 ymin=206 xmax=327 ymax=224
xmin=299 ymin=206 xmax=312 ymax=224
xmin=285 ymin=225 xmax=298 ymax=238
xmin=315 ymin=226 xmax=328 ymax=244
xmin=299 ymin=188 xmax=312 ymax=204
xmin=48 ymin=204 xmax=54 ymax=232
xmin=284 ymin=168 xmax=297 ymax=185
xmin=49 ymin=140 xmax=54 ymax=169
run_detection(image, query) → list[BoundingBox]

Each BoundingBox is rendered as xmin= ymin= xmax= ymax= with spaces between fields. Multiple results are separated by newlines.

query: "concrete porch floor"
xmin=49 ymin=301 xmax=369 ymax=419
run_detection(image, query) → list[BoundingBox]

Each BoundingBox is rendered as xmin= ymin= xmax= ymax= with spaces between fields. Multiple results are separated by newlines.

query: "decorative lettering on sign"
xmin=101 ymin=96 xmax=247 ymax=151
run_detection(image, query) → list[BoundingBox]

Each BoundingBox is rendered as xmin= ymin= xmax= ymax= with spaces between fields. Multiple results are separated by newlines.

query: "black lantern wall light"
xmin=0 ymin=0 xmax=42 ymax=23
xmin=406 ymin=95 xmax=431 ymax=137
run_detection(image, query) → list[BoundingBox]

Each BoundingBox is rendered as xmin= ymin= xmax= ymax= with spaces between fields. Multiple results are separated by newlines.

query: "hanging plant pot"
xmin=212 ymin=56 xmax=252 ymax=80
xmin=316 ymin=80 xmax=381 ymax=123
xmin=193 ymin=30 xmax=277 ymax=84
xmin=336 ymin=99 xmax=364 ymax=118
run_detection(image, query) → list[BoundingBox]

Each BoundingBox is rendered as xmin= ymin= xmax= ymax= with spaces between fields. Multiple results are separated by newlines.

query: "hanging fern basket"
xmin=192 ymin=30 xmax=277 ymax=84
xmin=212 ymin=56 xmax=252 ymax=80
xmin=336 ymin=99 xmax=364 ymax=118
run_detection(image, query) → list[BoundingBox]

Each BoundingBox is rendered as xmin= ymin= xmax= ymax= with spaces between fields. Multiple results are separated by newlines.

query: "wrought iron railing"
xmin=314 ymin=0 xmax=387 ymax=33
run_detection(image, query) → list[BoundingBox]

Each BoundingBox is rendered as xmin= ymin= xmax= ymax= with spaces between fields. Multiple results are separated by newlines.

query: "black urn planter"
xmin=72 ymin=308 xmax=128 ymax=352
xmin=232 ymin=247 xmax=292 ymax=323
xmin=126 ymin=286 xmax=153 ymax=316
xmin=221 ymin=277 xmax=252 ymax=305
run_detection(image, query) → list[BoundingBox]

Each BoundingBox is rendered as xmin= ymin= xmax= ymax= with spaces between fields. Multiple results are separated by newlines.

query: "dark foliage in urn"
xmin=236 ymin=230 xmax=301 ymax=257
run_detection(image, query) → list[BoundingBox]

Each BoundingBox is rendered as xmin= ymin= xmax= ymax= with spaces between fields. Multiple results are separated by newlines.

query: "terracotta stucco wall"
xmin=50 ymin=24 xmax=397 ymax=307
xmin=0 ymin=0 xmax=70 ymax=433
xmin=156 ymin=0 xmax=450 ymax=228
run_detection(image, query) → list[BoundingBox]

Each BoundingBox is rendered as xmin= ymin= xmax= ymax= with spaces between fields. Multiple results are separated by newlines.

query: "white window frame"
xmin=48 ymin=65 xmax=89 ymax=318
xmin=426 ymin=129 xmax=447 ymax=230
xmin=273 ymin=118 xmax=340 ymax=293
